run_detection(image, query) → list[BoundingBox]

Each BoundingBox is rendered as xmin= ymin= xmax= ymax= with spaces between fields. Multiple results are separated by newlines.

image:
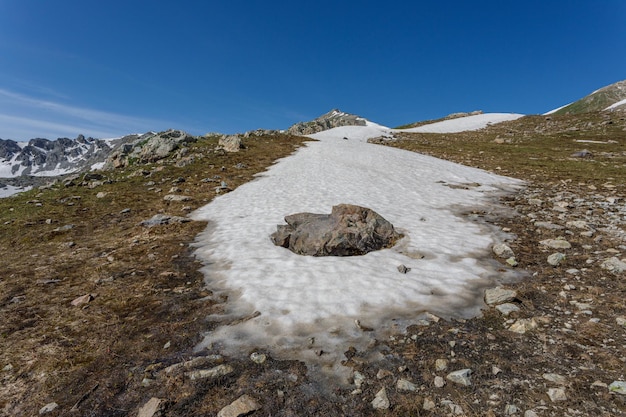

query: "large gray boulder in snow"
xmin=270 ymin=204 xmax=401 ymax=256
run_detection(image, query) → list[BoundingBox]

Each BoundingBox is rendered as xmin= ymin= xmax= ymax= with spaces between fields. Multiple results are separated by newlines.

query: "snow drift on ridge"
xmin=190 ymin=121 xmax=524 ymax=372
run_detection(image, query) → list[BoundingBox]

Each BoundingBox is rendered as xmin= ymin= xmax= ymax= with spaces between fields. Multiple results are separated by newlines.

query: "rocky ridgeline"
xmin=103 ymin=130 xmax=196 ymax=169
xmin=0 ymin=135 xmax=110 ymax=177
xmin=286 ymin=109 xmax=367 ymax=135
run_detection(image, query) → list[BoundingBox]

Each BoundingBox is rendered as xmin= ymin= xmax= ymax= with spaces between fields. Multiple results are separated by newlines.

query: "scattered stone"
xmin=496 ymin=303 xmax=520 ymax=316
xmin=434 ymin=376 xmax=446 ymax=388
xmin=547 ymin=387 xmax=567 ymax=402
xmin=566 ymin=220 xmax=589 ymax=229
xmin=600 ymin=257 xmax=626 ymax=273
xmin=137 ymin=398 xmax=165 ymax=417
xmin=435 ymin=358 xmax=448 ymax=371
xmin=524 ymin=409 xmax=540 ymax=417
xmin=3 ymin=364 xmax=13 ymax=372
xmin=140 ymin=214 xmax=190 ymax=227
xmin=250 ymin=352 xmax=267 ymax=364
xmin=547 ymin=252 xmax=566 ymax=266
xmin=446 ymin=369 xmax=472 ymax=386
xmin=423 ymin=398 xmax=435 ymax=411
xmin=493 ymin=243 xmax=515 ymax=259
xmin=534 ymin=221 xmax=564 ymax=230
xmin=616 ymin=317 xmax=626 ymax=326
xmin=492 ymin=366 xmax=502 ymax=376
xmin=353 ymin=371 xmax=365 ymax=389
xmin=163 ymin=194 xmax=192 ymax=202
xmin=185 ymin=364 xmax=234 ymax=380
xmin=96 ymin=192 xmax=108 ymax=198
xmin=120 ymin=208 xmax=131 ymax=214
xmin=441 ymin=400 xmax=464 ymax=415
xmin=397 ymin=264 xmax=411 ymax=273
xmin=397 ymin=378 xmax=418 ymax=392
xmin=609 ymin=381 xmax=626 ymax=395
xmin=271 ymin=204 xmax=401 ymax=256
xmin=508 ymin=318 xmax=538 ymax=334
xmin=371 ymin=387 xmax=390 ymax=410
xmin=53 ymin=224 xmax=74 ymax=232
xmin=39 ymin=402 xmax=59 ymax=415
xmin=540 ymin=238 xmax=572 ymax=250
xmin=217 ymin=395 xmax=261 ymax=417
xmin=71 ymin=294 xmax=94 ymax=307
xmin=485 ymin=287 xmax=517 ymax=305
xmin=506 ymin=257 xmax=519 ymax=267
xmin=376 ymin=369 xmax=392 ymax=379
xmin=543 ymin=373 xmax=568 ymax=385
xmin=504 ymin=404 xmax=520 ymax=415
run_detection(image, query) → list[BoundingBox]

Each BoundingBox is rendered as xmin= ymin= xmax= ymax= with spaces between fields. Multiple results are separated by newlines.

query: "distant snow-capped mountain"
xmin=0 ymin=135 xmax=113 ymax=178
xmin=286 ymin=109 xmax=367 ymax=135
xmin=547 ymin=79 xmax=626 ymax=115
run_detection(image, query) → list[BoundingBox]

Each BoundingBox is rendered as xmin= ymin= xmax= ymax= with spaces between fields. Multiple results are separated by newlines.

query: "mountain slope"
xmin=286 ymin=109 xmax=367 ymax=135
xmin=548 ymin=79 xmax=626 ymax=114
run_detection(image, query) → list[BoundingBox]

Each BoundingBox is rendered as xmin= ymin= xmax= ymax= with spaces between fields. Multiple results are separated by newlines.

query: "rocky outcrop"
xmin=270 ymin=204 xmax=401 ymax=256
xmin=286 ymin=109 xmax=367 ymax=136
xmin=218 ymin=135 xmax=244 ymax=152
xmin=103 ymin=130 xmax=196 ymax=169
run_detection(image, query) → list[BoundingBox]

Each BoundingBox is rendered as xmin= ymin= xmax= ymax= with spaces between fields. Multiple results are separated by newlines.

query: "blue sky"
xmin=0 ymin=1 xmax=624 ymax=140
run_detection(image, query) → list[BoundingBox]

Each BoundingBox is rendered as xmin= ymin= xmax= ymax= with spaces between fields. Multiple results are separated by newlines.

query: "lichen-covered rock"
xmin=219 ymin=135 xmax=245 ymax=152
xmin=271 ymin=204 xmax=401 ymax=256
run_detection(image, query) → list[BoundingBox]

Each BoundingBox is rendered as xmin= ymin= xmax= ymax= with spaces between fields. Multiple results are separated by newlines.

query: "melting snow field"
xmin=191 ymin=120 xmax=524 ymax=372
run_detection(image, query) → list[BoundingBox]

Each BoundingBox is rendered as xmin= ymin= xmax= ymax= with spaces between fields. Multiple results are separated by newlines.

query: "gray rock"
xmin=540 ymin=238 xmax=572 ymax=249
xmin=609 ymin=381 xmax=626 ymax=394
xmin=185 ymin=364 xmax=234 ymax=380
xmin=485 ymin=287 xmax=517 ymax=305
xmin=140 ymin=214 xmax=190 ymax=227
xmin=371 ymin=387 xmax=390 ymax=410
xmin=616 ymin=317 xmax=626 ymax=326
xmin=137 ymin=398 xmax=165 ymax=417
xmin=600 ymin=257 xmax=626 ymax=273
xmin=566 ymin=220 xmax=590 ymax=229
xmin=219 ymin=135 xmax=245 ymax=152
xmin=423 ymin=398 xmax=436 ymax=411
xmin=397 ymin=264 xmax=411 ymax=273
xmin=435 ymin=358 xmax=448 ymax=371
xmin=493 ymin=243 xmax=515 ymax=259
xmin=39 ymin=402 xmax=59 ymax=415
xmin=496 ymin=303 xmax=520 ymax=316
xmin=543 ymin=373 xmax=567 ymax=385
xmin=271 ymin=204 xmax=401 ymax=256
xmin=504 ymin=404 xmax=520 ymax=415
xmin=508 ymin=318 xmax=538 ymax=334
xmin=446 ymin=369 xmax=472 ymax=386
xmin=397 ymin=378 xmax=418 ymax=392
xmin=250 ymin=352 xmax=267 ymax=364
xmin=163 ymin=194 xmax=193 ymax=202
xmin=547 ymin=387 xmax=567 ymax=402
xmin=217 ymin=395 xmax=261 ymax=417
xmin=434 ymin=376 xmax=446 ymax=387
xmin=547 ymin=252 xmax=566 ymax=266
xmin=534 ymin=221 xmax=564 ymax=230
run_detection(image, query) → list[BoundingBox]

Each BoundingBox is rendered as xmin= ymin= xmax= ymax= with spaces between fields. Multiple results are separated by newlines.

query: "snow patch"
xmin=605 ymin=98 xmax=626 ymax=111
xmin=401 ymin=113 xmax=525 ymax=133
xmin=191 ymin=123 xmax=524 ymax=373
xmin=0 ymin=184 xmax=31 ymax=198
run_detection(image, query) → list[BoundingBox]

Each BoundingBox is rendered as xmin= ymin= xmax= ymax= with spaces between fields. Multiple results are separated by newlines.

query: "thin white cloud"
xmin=0 ymin=88 xmax=171 ymax=140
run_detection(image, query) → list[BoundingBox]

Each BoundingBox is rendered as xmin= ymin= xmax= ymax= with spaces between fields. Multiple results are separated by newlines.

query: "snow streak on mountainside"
xmin=400 ymin=113 xmax=524 ymax=133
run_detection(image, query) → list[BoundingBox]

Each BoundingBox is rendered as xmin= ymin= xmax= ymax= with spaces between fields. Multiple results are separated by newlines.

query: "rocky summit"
xmin=270 ymin=204 xmax=401 ymax=256
xmin=286 ymin=109 xmax=367 ymax=135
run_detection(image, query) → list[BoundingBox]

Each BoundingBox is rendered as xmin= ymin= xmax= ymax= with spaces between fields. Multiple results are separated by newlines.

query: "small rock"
xmin=506 ymin=257 xmax=518 ymax=267
xmin=609 ymin=381 xmax=626 ymax=394
xmin=616 ymin=317 xmax=626 ymax=326
xmin=496 ymin=303 xmax=520 ymax=316
xmin=70 ymin=294 xmax=94 ymax=306
xmin=435 ymin=358 xmax=448 ymax=371
xmin=600 ymin=257 xmax=626 ymax=274
xmin=376 ymin=369 xmax=392 ymax=379
xmin=508 ymin=318 xmax=538 ymax=334
xmin=492 ymin=365 xmax=502 ymax=375
xmin=524 ymin=410 xmax=540 ymax=417
xmin=547 ymin=387 xmax=567 ymax=402
xmin=185 ymin=364 xmax=234 ymax=380
xmin=446 ymin=369 xmax=472 ymax=386
xmin=566 ymin=220 xmax=589 ymax=229
xmin=543 ymin=373 xmax=567 ymax=385
xmin=371 ymin=387 xmax=390 ymax=410
xmin=163 ymin=194 xmax=192 ymax=202
xmin=504 ymin=404 xmax=519 ymax=415
xmin=250 ymin=352 xmax=267 ymax=364
xmin=534 ymin=221 xmax=564 ymax=230
xmin=353 ymin=371 xmax=365 ymax=388
xmin=39 ymin=402 xmax=59 ymax=415
xmin=96 ymin=192 xmax=108 ymax=198
xmin=397 ymin=264 xmax=411 ymax=274
xmin=434 ymin=376 xmax=446 ymax=388
xmin=137 ymin=398 xmax=165 ymax=417
xmin=540 ymin=238 xmax=572 ymax=250
xmin=397 ymin=378 xmax=418 ymax=392
xmin=547 ymin=252 xmax=566 ymax=266
xmin=485 ymin=287 xmax=517 ymax=305
xmin=423 ymin=398 xmax=436 ymax=411
xmin=493 ymin=243 xmax=515 ymax=259
xmin=217 ymin=395 xmax=261 ymax=417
